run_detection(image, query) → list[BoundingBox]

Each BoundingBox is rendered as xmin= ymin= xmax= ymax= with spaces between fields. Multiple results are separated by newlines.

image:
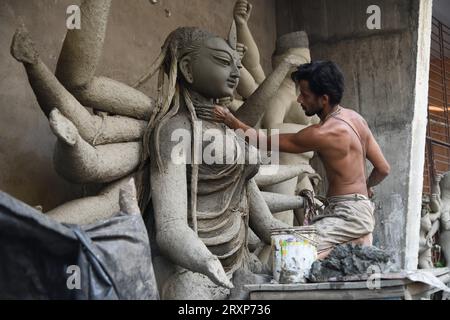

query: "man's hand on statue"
xmin=234 ymin=0 xmax=252 ymax=25
xmin=213 ymin=105 xmax=234 ymax=126
xmin=204 ymin=256 xmax=234 ymax=289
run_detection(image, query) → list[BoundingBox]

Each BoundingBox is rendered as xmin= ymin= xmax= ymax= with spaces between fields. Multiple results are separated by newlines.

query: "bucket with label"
xmin=271 ymin=226 xmax=318 ymax=284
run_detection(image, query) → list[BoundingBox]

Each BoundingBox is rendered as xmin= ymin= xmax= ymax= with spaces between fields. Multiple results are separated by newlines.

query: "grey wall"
xmin=0 ymin=0 xmax=276 ymax=211
xmin=276 ymin=0 xmax=432 ymax=270
xmin=433 ymin=0 xmax=450 ymax=26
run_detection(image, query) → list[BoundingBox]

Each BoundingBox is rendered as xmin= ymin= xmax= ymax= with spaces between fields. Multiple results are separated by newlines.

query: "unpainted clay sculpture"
xmin=435 ymin=173 xmax=450 ymax=267
xmin=418 ymin=196 xmax=439 ymax=269
xmin=11 ymin=0 xmax=313 ymax=299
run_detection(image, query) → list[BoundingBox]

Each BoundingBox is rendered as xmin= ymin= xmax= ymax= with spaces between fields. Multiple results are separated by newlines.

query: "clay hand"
xmin=234 ymin=0 xmax=252 ymax=25
xmin=119 ymin=178 xmax=140 ymax=216
xmin=236 ymin=43 xmax=248 ymax=60
xmin=204 ymin=256 xmax=234 ymax=289
xmin=283 ymin=54 xmax=306 ymax=67
xmin=213 ymin=105 xmax=233 ymax=125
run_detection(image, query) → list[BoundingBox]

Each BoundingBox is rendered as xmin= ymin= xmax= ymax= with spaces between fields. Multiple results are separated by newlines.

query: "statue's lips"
xmin=226 ymin=79 xmax=237 ymax=88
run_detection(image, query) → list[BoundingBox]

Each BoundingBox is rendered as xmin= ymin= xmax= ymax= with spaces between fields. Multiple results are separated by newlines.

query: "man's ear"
xmin=322 ymin=94 xmax=330 ymax=107
xmin=179 ymin=56 xmax=194 ymax=84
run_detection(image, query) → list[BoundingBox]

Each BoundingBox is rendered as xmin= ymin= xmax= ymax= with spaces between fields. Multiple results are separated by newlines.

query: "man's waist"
xmin=326 ymin=193 xmax=370 ymax=203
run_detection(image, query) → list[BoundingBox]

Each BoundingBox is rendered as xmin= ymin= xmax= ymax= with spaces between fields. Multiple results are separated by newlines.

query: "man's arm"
xmin=214 ymin=106 xmax=323 ymax=153
xmin=366 ymin=130 xmax=391 ymax=195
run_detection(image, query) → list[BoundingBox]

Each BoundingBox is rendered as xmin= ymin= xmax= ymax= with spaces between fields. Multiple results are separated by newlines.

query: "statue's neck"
xmin=187 ymin=90 xmax=216 ymax=121
xmin=189 ymin=90 xmax=214 ymax=107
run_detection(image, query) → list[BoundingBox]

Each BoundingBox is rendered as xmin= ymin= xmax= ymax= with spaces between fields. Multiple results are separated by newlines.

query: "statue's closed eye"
xmin=213 ymin=55 xmax=231 ymax=66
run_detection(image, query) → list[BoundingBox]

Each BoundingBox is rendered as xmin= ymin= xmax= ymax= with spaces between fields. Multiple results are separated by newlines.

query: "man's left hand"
xmin=367 ymin=187 xmax=375 ymax=199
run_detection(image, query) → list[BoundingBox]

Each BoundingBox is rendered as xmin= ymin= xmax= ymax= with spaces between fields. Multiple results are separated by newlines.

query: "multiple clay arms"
xmin=10 ymin=0 xmax=314 ymax=295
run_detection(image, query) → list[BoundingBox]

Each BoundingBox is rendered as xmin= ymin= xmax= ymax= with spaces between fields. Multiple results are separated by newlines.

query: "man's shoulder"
xmin=343 ymin=107 xmax=369 ymax=125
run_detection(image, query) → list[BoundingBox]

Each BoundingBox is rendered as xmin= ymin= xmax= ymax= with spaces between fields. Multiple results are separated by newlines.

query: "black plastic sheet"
xmin=0 ymin=191 xmax=159 ymax=300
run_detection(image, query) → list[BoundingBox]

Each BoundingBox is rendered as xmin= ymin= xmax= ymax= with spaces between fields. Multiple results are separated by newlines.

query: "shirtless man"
xmin=214 ymin=61 xmax=390 ymax=258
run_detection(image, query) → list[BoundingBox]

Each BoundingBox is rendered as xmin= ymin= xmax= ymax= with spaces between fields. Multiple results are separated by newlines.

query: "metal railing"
xmin=424 ymin=16 xmax=450 ymax=195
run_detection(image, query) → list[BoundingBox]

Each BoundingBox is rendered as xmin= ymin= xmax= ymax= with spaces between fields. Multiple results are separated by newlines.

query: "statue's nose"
xmin=231 ymin=61 xmax=240 ymax=77
xmin=231 ymin=68 xmax=240 ymax=80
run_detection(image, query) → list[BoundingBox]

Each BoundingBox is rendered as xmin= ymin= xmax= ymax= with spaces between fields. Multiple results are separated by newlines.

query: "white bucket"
xmin=271 ymin=227 xmax=318 ymax=284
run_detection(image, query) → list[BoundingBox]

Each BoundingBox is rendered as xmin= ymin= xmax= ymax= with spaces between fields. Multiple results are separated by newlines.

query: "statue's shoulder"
xmin=154 ymin=107 xmax=193 ymax=165
xmin=158 ymin=107 xmax=192 ymax=139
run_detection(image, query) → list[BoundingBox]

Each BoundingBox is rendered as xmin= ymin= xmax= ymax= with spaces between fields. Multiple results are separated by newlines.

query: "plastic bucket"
xmin=271 ymin=226 xmax=318 ymax=283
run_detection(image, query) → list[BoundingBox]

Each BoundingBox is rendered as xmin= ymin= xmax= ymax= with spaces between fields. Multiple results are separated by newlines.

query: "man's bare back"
xmin=315 ymin=108 xmax=370 ymax=197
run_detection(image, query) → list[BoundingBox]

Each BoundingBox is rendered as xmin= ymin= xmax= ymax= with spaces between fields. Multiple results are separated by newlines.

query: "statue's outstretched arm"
xmin=56 ymin=0 xmax=154 ymax=120
xmin=261 ymin=191 xmax=304 ymax=213
xmin=11 ymin=26 xmax=146 ymax=146
xmin=254 ymin=165 xmax=310 ymax=188
xmin=234 ymin=0 xmax=265 ymax=84
xmin=234 ymin=55 xmax=300 ymax=127
xmin=49 ymin=109 xmax=141 ymax=184
xmin=46 ymin=174 xmax=133 ymax=225
xmin=248 ymin=179 xmax=290 ymax=244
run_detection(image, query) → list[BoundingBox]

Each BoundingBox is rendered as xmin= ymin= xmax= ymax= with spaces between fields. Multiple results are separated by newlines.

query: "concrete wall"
xmin=276 ymin=0 xmax=432 ymax=270
xmin=433 ymin=0 xmax=450 ymax=26
xmin=0 ymin=0 xmax=276 ymax=211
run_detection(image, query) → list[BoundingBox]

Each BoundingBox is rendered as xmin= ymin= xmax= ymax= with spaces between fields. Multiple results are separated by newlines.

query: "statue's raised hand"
xmin=236 ymin=43 xmax=248 ymax=60
xmin=234 ymin=0 xmax=252 ymax=25
xmin=283 ymin=53 xmax=307 ymax=68
xmin=203 ymin=256 xmax=234 ymax=289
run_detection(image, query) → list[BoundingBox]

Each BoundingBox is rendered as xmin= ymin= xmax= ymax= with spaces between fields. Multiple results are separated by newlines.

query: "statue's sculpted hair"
xmin=136 ymin=27 xmax=217 ymax=232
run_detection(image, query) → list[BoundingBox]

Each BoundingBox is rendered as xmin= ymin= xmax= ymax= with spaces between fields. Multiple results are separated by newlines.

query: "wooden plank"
xmin=326 ymin=268 xmax=449 ymax=282
xmin=245 ymin=279 xmax=409 ymax=292
xmin=249 ymin=287 xmax=406 ymax=300
xmin=246 ymin=269 xmax=450 ymax=300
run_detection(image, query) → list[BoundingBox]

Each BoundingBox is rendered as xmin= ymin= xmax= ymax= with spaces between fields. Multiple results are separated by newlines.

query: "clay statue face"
xmin=180 ymin=37 xmax=241 ymax=99
xmin=297 ymin=80 xmax=324 ymax=117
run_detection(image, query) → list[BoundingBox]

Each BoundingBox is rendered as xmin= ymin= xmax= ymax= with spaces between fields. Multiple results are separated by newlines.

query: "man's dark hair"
xmin=291 ymin=61 xmax=345 ymax=106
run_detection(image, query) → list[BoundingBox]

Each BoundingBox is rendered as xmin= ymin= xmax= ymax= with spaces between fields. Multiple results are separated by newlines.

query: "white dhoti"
xmin=311 ymin=194 xmax=375 ymax=253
